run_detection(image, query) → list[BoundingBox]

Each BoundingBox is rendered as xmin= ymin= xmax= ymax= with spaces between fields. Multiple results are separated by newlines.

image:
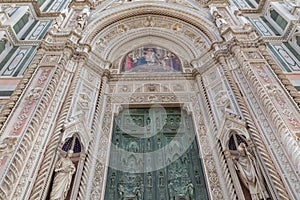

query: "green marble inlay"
xmin=105 ymin=108 xmax=208 ymax=200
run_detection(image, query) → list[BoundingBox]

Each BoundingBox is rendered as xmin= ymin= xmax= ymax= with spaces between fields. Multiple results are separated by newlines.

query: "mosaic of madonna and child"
xmin=121 ymin=46 xmax=182 ymax=73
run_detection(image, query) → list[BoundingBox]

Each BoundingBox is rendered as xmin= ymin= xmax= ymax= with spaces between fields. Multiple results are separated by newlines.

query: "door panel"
xmin=105 ymin=108 xmax=208 ymax=200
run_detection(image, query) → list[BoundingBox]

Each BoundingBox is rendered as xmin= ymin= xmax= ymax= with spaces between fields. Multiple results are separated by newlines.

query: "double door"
xmin=105 ymin=108 xmax=208 ymax=200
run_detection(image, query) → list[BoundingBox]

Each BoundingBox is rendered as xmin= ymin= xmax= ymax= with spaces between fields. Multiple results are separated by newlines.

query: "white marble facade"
xmin=0 ymin=1 xmax=299 ymax=200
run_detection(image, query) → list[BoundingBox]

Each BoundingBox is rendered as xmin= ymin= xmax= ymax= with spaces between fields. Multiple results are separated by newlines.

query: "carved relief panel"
xmin=67 ymin=67 xmax=101 ymax=127
xmin=202 ymin=68 xmax=237 ymax=127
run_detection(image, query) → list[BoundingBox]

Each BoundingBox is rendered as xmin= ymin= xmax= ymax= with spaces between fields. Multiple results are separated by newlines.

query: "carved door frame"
xmin=86 ymin=77 xmax=226 ymax=199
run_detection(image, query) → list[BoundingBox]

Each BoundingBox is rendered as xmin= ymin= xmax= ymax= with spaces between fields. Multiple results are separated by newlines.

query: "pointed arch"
xmin=62 ymin=118 xmax=92 ymax=153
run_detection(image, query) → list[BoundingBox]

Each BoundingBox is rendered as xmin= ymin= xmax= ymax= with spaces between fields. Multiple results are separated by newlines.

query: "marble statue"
xmin=210 ymin=6 xmax=228 ymax=28
xmin=234 ymin=143 xmax=269 ymax=200
xmin=50 ymin=150 xmax=76 ymax=200
xmin=76 ymin=13 xmax=88 ymax=30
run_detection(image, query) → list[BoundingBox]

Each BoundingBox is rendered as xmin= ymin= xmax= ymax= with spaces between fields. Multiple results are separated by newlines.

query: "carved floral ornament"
xmin=90 ymin=16 xmax=211 ymax=60
xmin=85 ymin=3 xmax=218 ymax=43
xmin=80 ymin=5 xmax=221 ymax=59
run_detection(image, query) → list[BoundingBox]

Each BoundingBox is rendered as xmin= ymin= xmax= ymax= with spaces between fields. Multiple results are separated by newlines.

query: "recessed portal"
xmin=105 ymin=107 xmax=208 ymax=200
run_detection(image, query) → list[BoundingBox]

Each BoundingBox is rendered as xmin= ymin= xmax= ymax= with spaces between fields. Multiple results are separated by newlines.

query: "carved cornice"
xmin=69 ymin=0 xmax=93 ymax=8
xmin=0 ymin=0 xmax=60 ymax=17
xmin=40 ymin=32 xmax=90 ymax=60
xmin=239 ymin=0 xmax=267 ymax=14
xmin=0 ymin=26 xmax=40 ymax=46
xmin=191 ymin=48 xmax=219 ymax=74
xmin=109 ymin=73 xmax=194 ymax=82
xmin=262 ymin=21 xmax=300 ymax=42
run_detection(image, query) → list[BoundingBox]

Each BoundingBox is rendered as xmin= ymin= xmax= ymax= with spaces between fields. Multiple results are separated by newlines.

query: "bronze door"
xmin=105 ymin=108 xmax=208 ymax=200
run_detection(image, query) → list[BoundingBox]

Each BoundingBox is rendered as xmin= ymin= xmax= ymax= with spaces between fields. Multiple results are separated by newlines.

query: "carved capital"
xmin=102 ymin=69 xmax=111 ymax=79
xmin=192 ymin=68 xmax=201 ymax=78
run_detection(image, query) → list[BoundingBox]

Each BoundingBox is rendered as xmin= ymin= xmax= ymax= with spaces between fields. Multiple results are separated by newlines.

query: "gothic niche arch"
xmin=226 ymin=131 xmax=270 ymax=200
xmin=48 ymin=134 xmax=83 ymax=200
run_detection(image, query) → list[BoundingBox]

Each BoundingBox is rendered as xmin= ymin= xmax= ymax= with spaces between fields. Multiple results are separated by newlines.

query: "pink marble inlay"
xmin=255 ymin=66 xmax=300 ymax=131
xmin=256 ymin=66 xmax=271 ymax=83
xmin=0 ymin=69 xmax=52 ymax=175
xmin=9 ymin=69 xmax=51 ymax=135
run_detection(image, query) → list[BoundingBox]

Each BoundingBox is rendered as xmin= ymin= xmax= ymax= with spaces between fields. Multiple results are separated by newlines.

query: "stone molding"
xmin=82 ymin=80 xmax=227 ymax=199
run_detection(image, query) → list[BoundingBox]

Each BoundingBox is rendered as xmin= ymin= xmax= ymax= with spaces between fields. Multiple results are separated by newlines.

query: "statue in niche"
xmin=128 ymin=141 xmax=139 ymax=152
xmin=236 ymin=12 xmax=250 ymax=26
xmin=233 ymin=143 xmax=269 ymax=200
xmin=110 ymin=173 xmax=116 ymax=188
xmin=147 ymin=172 xmax=152 ymax=186
xmin=76 ymin=13 xmax=88 ymax=30
xmin=50 ymin=150 xmax=76 ymax=200
xmin=159 ymin=171 xmax=164 ymax=186
xmin=210 ymin=6 xmax=228 ymax=28
xmin=52 ymin=12 xmax=65 ymax=31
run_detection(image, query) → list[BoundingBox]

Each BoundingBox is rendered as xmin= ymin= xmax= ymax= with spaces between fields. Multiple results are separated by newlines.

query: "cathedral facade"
xmin=0 ymin=0 xmax=299 ymax=199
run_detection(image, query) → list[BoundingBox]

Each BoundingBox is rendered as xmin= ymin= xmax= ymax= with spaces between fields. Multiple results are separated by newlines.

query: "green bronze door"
xmin=105 ymin=107 xmax=208 ymax=200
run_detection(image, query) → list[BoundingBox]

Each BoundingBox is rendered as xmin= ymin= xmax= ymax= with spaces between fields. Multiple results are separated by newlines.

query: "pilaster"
xmin=78 ymin=69 xmax=110 ymax=200
xmin=208 ymin=3 xmax=298 ymax=198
